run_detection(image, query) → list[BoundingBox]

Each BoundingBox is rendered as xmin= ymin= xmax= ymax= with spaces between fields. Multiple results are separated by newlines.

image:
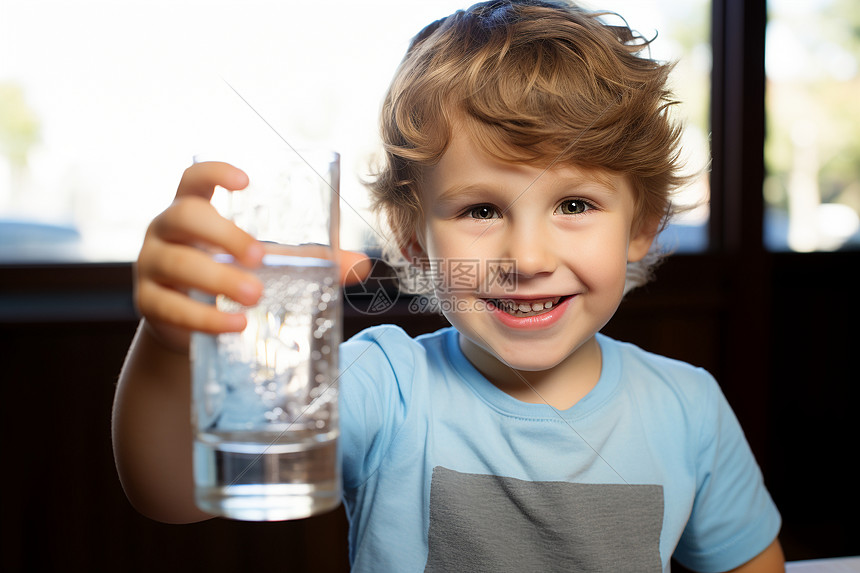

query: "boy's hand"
xmin=134 ymin=161 xmax=370 ymax=353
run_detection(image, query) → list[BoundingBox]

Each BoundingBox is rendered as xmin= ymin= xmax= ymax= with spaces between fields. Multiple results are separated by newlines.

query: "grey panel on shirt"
xmin=424 ymin=466 xmax=663 ymax=572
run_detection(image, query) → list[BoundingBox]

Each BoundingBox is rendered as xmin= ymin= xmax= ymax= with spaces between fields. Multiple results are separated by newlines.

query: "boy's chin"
xmin=457 ymin=325 xmax=601 ymax=378
xmin=470 ymin=339 xmax=574 ymax=373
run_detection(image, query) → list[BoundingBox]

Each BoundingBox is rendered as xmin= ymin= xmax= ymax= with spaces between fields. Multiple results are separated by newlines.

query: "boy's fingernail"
xmin=238 ymin=279 xmax=262 ymax=302
xmin=223 ymin=313 xmax=247 ymax=333
xmin=246 ymin=242 xmax=265 ymax=263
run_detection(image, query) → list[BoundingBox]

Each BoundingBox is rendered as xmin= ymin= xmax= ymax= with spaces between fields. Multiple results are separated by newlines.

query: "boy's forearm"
xmin=725 ymin=538 xmax=785 ymax=573
xmin=111 ymin=320 xmax=212 ymax=523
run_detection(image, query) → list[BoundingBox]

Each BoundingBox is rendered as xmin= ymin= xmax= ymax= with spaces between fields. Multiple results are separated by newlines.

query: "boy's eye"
xmin=468 ymin=206 xmax=498 ymax=220
xmin=556 ymin=199 xmax=592 ymax=215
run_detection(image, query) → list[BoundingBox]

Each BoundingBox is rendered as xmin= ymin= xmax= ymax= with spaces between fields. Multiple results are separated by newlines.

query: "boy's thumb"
xmin=340 ymin=251 xmax=372 ymax=285
xmin=258 ymin=244 xmax=372 ymax=286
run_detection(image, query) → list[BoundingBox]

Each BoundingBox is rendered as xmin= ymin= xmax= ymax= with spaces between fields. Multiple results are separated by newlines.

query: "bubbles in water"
xmin=192 ymin=260 xmax=340 ymax=433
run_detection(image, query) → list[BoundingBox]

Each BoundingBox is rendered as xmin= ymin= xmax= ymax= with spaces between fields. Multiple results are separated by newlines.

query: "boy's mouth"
xmin=487 ymin=296 xmax=569 ymax=317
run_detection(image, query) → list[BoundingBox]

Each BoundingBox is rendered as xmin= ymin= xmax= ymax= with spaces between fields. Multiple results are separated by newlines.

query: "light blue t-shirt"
xmin=338 ymin=325 xmax=780 ymax=572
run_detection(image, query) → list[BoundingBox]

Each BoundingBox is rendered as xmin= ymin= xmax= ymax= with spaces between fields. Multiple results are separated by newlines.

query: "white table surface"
xmin=786 ymin=557 xmax=860 ymax=572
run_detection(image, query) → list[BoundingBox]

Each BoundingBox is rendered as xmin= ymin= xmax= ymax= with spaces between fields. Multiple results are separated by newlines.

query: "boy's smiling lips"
xmin=480 ymin=294 xmax=576 ymax=325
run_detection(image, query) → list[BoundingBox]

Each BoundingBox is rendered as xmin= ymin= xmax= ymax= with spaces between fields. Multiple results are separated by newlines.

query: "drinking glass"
xmin=190 ymin=148 xmax=341 ymax=521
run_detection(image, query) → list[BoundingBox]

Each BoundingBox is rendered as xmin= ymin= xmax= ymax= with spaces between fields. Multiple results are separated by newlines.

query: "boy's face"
xmin=413 ymin=130 xmax=655 ymax=382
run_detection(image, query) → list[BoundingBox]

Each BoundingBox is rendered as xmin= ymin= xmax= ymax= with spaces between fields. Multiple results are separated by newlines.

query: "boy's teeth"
xmin=493 ymin=297 xmax=560 ymax=315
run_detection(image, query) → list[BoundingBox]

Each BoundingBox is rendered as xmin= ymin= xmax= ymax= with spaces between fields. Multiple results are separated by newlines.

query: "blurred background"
xmin=1 ymin=0 xmax=857 ymax=570
xmin=1 ymin=0 xmax=713 ymax=261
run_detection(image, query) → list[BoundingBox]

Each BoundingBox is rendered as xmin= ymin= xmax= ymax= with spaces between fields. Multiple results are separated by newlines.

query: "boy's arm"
xmin=112 ymin=319 xmax=212 ymax=523
xmin=111 ymin=162 xmax=371 ymax=523
xmin=725 ymin=538 xmax=785 ymax=573
xmin=111 ymin=162 xmax=265 ymax=523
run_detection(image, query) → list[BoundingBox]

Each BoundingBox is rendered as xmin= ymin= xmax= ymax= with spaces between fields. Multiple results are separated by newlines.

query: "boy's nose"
xmin=504 ymin=222 xmax=558 ymax=279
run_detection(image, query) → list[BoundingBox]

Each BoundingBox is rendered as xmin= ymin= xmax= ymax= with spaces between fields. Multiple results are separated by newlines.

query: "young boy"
xmin=112 ymin=1 xmax=784 ymax=571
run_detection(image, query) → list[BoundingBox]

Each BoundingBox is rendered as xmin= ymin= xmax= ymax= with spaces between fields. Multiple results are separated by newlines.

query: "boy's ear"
xmin=400 ymin=233 xmax=428 ymax=266
xmin=628 ymin=216 xmax=661 ymax=263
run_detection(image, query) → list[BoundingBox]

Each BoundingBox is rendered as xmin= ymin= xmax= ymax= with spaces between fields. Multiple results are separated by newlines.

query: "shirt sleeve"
xmin=338 ymin=325 xmax=417 ymax=491
xmin=673 ymin=377 xmax=782 ymax=572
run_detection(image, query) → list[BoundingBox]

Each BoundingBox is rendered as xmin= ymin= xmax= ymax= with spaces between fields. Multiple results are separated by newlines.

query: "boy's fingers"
xmin=175 ymin=161 xmax=249 ymax=201
xmin=149 ymin=196 xmax=264 ymax=268
xmin=141 ymin=242 xmax=263 ymax=307
xmin=137 ymin=281 xmax=247 ymax=335
xmin=138 ymin=246 xmax=371 ymax=339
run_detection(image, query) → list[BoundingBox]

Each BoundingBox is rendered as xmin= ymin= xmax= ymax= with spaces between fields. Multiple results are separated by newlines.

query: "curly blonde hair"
xmin=368 ymin=0 xmax=689 ymax=295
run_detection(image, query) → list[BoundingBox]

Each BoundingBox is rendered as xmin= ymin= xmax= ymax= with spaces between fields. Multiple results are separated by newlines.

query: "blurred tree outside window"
xmin=0 ymin=0 xmax=710 ymax=263
xmin=765 ymin=0 xmax=860 ymax=251
xmin=0 ymin=82 xmax=39 ymax=198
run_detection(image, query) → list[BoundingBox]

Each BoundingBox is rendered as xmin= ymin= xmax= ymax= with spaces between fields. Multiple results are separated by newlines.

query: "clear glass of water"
xmin=190 ymin=149 xmax=342 ymax=521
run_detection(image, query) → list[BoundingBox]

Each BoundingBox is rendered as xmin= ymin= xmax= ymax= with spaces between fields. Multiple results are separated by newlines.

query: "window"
xmin=0 ymin=0 xmax=711 ymax=263
xmin=0 ymin=0 xmax=467 ymax=261
xmin=764 ymin=0 xmax=860 ymax=251
xmin=587 ymin=0 xmax=712 ymax=253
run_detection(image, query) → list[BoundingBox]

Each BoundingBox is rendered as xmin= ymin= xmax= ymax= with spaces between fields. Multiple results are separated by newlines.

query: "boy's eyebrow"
xmin=436 ymin=184 xmax=500 ymax=203
xmin=464 ymin=96 xmax=624 ymax=247
xmin=436 ymin=173 xmax=620 ymax=204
